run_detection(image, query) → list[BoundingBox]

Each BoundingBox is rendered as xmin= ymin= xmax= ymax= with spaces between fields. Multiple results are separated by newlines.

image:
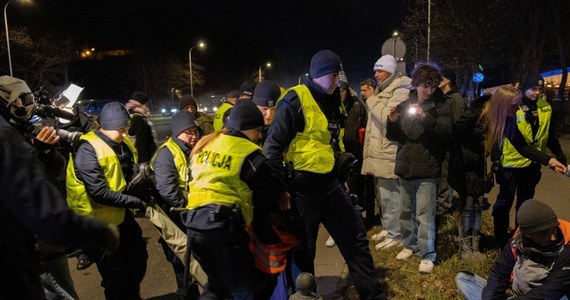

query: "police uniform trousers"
xmin=493 ymin=163 xmax=541 ymax=248
xmin=184 ymin=205 xmax=255 ymax=300
xmin=95 ymin=210 xmax=148 ymax=300
xmin=291 ymin=173 xmax=383 ymax=300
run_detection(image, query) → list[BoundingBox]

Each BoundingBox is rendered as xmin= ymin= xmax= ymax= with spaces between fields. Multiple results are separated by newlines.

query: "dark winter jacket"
xmin=386 ymin=88 xmax=452 ymax=179
xmin=343 ymin=98 xmax=367 ymax=161
xmin=0 ymin=117 xmax=113 ymax=299
xmin=483 ymin=220 xmax=570 ymax=299
xmin=445 ymin=88 xmax=467 ymax=124
xmin=128 ymin=113 xmax=157 ymax=163
xmin=195 ymin=111 xmax=214 ymax=135
xmin=448 ymin=96 xmax=487 ymax=194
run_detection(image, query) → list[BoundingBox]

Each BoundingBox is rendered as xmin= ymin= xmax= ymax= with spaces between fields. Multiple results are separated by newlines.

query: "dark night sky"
xmin=13 ymin=0 xmax=404 ymax=96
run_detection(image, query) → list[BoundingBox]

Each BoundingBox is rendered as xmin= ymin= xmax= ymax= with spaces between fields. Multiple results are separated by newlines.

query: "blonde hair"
xmin=191 ymin=129 xmax=226 ymax=156
xmin=481 ymin=85 xmax=522 ymax=154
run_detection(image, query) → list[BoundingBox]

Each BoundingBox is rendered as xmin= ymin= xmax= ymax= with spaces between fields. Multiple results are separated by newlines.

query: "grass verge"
xmin=341 ymin=210 xmax=499 ymax=299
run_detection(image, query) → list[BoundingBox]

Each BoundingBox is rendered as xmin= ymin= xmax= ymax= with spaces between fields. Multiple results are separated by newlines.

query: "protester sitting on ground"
xmin=455 ymin=199 xmax=570 ymax=300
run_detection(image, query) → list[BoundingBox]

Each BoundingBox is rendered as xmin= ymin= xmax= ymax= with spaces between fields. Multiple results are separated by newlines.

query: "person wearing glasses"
xmin=151 ymin=110 xmax=201 ymax=299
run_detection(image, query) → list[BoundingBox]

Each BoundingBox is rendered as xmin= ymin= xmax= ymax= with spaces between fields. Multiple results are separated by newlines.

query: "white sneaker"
xmin=371 ymin=230 xmax=388 ymax=242
xmin=375 ymin=238 xmax=403 ymax=250
xmin=419 ymin=259 xmax=434 ymax=273
xmin=325 ymin=235 xmax=336 ymax=247
xmin=396 ymin=248 xmax=414 ymax=260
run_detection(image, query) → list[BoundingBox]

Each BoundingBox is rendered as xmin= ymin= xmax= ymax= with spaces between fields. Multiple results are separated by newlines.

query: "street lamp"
xmin=392 ymin=31 xmax=399 ymax=59
xmin=258 ymin=62 xmax=271 ymax=83
xmin=188 ymin=41 xmax=205 ymax=96
xmin=4 ymin=0 xmax=27 ymax=76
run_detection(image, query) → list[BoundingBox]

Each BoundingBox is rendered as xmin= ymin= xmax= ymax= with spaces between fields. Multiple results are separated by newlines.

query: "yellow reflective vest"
xmin=284 ymin=85 xmax=335 ymax=174
xmin=213 ymin=102 xmax=233 ymax=131
xmin=187 ymin=134 xmax=261 ymax=226
xmin=502 ymin=95 xmax=552 ymax=168
xmin=151 ymin=137 xmax=188 ymax=190
xmin=66 ymin=131 xmax=138 ymax=225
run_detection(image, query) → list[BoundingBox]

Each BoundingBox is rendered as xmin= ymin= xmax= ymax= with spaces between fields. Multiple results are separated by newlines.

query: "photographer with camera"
xmin=0 ymin=76 xmax=121 ymax=299
xmin=66 ymin=101 xmax=148 ymax=299
xmin=150 ymin=110 xmax=201 ymax=299
xmin=386 ymin=63 xmax=452 ymax=274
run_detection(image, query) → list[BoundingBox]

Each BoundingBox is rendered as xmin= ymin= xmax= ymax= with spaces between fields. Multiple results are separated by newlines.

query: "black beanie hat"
xmin=309 ymin=49 xmax=342 ymax=78
xmin=130 ymin=91 xmax=149 ymax=105
xmin=240 ymin=81 xmax=257 ymax=97
xmin=517 ymin=199 xmax=559 ymax=235
xmin=171 ymin=110 xmax=197 ymax=137
xmin=521 ymin=74 xmax=544 ymax=93
xmin=227 ymin=90 xmax=241 ymax=99
xmin=179 ymin=94 xmax=198 ymax=110
xmin=440 ymin=69 xmax=457 ymax=85
xmin=252 ymin=80 xmax=281 ymax=108
xmin=99 ymin=102 xmax=130 ymax=130
xmin=225 ymin=100 xmax=264 ymax=131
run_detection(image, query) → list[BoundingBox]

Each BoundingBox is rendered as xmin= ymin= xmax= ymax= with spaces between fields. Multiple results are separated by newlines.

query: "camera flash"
xmin=408 ymin=107 xmax=417 ymax=115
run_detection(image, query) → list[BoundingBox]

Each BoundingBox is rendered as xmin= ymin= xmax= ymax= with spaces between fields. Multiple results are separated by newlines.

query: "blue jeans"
xmin=455 ymin=271 xmax=486 ymax=300
xmin=374 ymin=177 xmax=401 ymax=239
xmin=399 ymin=178 xmax=437 ymax=261
xmin=455 ymin=272 xmax=570 ymax=300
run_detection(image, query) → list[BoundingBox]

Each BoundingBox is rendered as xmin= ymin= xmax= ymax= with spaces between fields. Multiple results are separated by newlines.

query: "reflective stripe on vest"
xmin=66 ymin=131 xmax=138 ymax=225
xmin=502 ymin=96 xmax=551 ymax=168
xmin=187 ymin=134 xmax=261 ymax=226
xmin=284 ymin=85 xmax=335 ymax=173
xmin=213 ymin=102 xmax=233 ymax=131
xmin=249 ymin=224 xmax=298 ymax=274
xmin=151 ymin=137 xmax=188 ymax=189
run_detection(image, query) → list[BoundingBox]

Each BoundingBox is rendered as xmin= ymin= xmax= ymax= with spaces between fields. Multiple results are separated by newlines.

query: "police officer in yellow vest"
xmin=66 ymin=102 xmax=148 ymax=299
xmin=213 ymin=90 xmax=239 ymax=131
xmin=264 ymin=50 xmax=383 ymax=299
xmin=151 ymin=110 xmax=200 ymax=299
xmin=494 ymin=74 xmax=567 ymax=247
xmin=183 ymin=100 xmax=288 ymax=300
